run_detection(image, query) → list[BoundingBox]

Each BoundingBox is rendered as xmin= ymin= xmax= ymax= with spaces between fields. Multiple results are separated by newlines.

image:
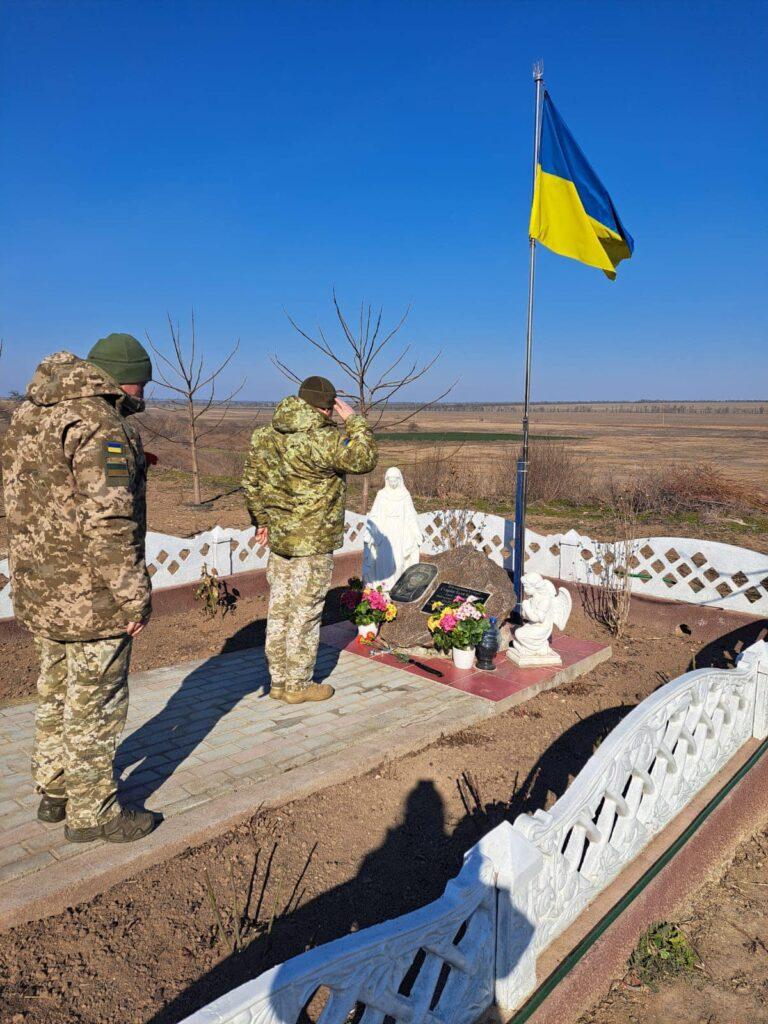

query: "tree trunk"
xmin=187 ymin=399 xmax=202 ymax=505
xmin=359 ymin=392 xmax=370 ymax=514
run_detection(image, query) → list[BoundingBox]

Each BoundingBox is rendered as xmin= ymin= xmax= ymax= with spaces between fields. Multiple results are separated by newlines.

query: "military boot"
xmin=283 ymin=683 xmax=335 ymax=704
xmin=268 ymin=686 xmax=286 ymax=701
xmin=65 ymin=807 xmax=157 ymax=844
xmin=37 ymin=794 xmax=68 ymax=824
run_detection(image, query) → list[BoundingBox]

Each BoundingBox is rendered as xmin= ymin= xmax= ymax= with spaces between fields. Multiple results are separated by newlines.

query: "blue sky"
xmin=1 ymin=0 xmax=766 ymax=401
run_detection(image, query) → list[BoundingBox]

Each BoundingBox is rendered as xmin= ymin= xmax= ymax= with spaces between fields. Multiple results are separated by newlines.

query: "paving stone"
xmin=0 ymin=850 xmax=54 ymax=883
xmin=52 ymin=840 xmax=103 ymax=861
xmin=0 ymin=843 xmax=28 ymax=868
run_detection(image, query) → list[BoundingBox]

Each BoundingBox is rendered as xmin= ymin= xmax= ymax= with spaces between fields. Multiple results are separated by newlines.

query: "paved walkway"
xmin=0 ymin=627 xmax=609 ymax=929
xmin=0 ymin=634 xmax=490 ymax=925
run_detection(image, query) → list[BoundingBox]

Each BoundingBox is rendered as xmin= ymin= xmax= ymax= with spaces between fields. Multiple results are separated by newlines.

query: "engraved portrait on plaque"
xmin=389 ymin=563 xmax=438 ymax=604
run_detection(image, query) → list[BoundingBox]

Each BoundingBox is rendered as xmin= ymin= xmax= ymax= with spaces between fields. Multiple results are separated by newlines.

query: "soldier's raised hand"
xmin=333 ymin=397 xmax=355 ymax=421
xmin=255 ymin=526 xmax=269 ymax=547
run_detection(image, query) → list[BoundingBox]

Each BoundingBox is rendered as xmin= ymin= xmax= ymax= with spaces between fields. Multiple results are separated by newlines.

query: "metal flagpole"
xmin=513 ymin=60 xmax=545 ymax=609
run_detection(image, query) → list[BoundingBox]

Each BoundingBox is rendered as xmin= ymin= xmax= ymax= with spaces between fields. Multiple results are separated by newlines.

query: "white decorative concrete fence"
xmin=416 ymin=510 xmax=768 ymax=617
xmin=0 ymin=516 xmax=368 ymax=620
xmin=181 ymin=641 xmax=768 ymax=1023
xmin=2 ymin=511 xmax=768 ymax=620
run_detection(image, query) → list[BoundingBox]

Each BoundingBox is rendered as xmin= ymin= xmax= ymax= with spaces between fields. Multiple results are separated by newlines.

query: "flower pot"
xmin=358 ymin=623 xmax=378 ymax=641
xmin=452 ymin=646 xmax=475 ymax=670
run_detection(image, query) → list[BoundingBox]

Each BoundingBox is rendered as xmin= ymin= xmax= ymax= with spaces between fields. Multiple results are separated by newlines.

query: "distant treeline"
xmin=143 ymin=398 xmax=767 ymax=414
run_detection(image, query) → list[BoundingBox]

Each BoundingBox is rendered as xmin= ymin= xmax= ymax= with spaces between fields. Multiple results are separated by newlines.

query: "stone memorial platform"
xmin=322 ymin=621 xmax=610 ymax=702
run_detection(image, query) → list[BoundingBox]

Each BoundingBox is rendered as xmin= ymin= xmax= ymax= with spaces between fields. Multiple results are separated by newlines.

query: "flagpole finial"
xmin=532 ymin=60 xmax=544 ymax=82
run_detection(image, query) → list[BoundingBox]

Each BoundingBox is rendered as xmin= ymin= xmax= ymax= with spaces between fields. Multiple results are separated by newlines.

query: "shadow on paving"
xmin=115 ymin=587 xmax=348 ymax=807
xmin=145 ymin=703 xmax=620 ymax=1024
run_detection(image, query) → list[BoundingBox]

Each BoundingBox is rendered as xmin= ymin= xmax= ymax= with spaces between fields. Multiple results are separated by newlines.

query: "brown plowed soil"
xmin=580 ymin=823 xmax=768 ymax=1024
xmin=1 ymin=601 xmax=765 ymax=1024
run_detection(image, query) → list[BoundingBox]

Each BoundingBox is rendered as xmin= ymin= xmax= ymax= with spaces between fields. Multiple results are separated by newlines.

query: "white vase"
xmin=358 ymin=623 xmax=378 ymax=640
xmin=452 ymin=646 xmax=475 ymax=670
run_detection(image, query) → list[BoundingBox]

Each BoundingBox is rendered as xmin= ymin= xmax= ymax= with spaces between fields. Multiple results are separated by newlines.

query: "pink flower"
xmin=364 ymin=589 xmax=388 ymax=612
xmin=440 ymin=613 xmax=458 ymax=631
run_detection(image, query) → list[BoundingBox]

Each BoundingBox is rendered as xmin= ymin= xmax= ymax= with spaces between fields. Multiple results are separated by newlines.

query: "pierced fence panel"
xmin=179 ymin=839 xmax=501 ymax=1024
xmin=417 ymin=510 xmax=514 ymax=569
xmin=514 ymin=646 xmax=761 ymax=956
xmin=415 ymin=513 xmax=768 ymax=617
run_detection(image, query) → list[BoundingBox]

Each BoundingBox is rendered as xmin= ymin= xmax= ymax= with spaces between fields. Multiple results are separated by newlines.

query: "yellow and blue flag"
xmin=529 ymin=92 xmax=634 ymax=279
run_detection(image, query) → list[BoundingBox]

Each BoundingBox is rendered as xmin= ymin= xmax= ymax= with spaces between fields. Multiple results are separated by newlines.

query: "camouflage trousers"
xmin=32 ymin=634 xmax=131 ymax=829
xmin=265 ymin=552 xmax=333 ymax=693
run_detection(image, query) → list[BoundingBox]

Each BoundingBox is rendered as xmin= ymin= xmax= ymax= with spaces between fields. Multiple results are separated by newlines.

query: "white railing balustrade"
xmin=2 ymin=511 xmax=767 ymax=620
xmin=181 ymin=640 xmax=768 ymax=1023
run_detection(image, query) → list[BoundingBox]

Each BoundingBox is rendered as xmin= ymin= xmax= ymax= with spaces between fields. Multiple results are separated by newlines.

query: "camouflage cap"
xmin=298 ymin=376 xmax=337 ymax=409
xmin=88 ymin=333 xmax=153 ymax=385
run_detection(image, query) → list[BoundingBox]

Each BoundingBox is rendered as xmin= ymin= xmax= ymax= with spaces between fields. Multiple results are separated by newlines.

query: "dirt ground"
xmin=1 ymin=598 xmax=766 ymax=1024
xmin=580 ymin=823 xmax=768 ymax=1024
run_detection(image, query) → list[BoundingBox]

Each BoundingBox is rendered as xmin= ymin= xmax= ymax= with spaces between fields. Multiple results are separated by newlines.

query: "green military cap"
xmin=299 ymin=375 xmax=336 ymax=409
xmin=88 ymin=333 xmax=153 ymax=385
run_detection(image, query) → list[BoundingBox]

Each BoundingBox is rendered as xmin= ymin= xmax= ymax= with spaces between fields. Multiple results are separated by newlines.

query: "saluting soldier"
xmin=243 ymin=376 xmax=378 ymax=703
xmin=1 ymin=334 xmax=157 ymax=843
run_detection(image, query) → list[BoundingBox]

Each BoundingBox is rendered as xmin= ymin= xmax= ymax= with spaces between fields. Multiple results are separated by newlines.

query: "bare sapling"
xmin=144 ymin=313 xmax=245 ymax=505
xmin=273 ymin=289 xmax=455 ymax=512
xmin=584 ymin=481 xmax=640 ymax=638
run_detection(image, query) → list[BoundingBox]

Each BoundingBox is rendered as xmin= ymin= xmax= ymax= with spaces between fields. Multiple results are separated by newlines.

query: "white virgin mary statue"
xmin=363 ymin=467 xmax=423 ymax=591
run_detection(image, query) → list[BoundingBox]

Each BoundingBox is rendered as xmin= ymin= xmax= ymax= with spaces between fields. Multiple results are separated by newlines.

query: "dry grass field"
xmin=2 ymin=399 xmax=767 ymax=554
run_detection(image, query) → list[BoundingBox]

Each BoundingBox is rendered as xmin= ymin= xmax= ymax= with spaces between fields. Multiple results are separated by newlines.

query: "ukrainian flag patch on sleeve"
xmin=103 ymin=440 xmax=131 ymax=485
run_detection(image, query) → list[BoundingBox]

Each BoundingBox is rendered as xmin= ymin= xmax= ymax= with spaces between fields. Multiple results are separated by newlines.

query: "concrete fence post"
xmin=559 ymin=528 xmax=582 ymax=583
xmin=210 ymin=526 xmax=233 ymax=577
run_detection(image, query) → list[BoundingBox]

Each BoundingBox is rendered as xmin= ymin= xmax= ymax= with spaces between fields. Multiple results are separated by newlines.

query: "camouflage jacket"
xmin=242 ymin=396 xmax=377 ymax=557
xmin=1 ymin=352 xmax=151 ymax=641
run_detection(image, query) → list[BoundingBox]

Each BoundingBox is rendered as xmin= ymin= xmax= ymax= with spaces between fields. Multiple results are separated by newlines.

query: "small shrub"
xmin=628 ymin=922 xmax=697 ymax=989
xmin=581 ymin=482 xmax=639 ymax=638
xmin=195 ymin=564 xmax=240 ymax=618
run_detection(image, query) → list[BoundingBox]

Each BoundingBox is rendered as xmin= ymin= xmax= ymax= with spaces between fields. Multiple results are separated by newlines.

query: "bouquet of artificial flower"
xmin=427 ymin=595 xmax=489 ymax=653
xmin=341 ymin=578 xmax=398 ymax=627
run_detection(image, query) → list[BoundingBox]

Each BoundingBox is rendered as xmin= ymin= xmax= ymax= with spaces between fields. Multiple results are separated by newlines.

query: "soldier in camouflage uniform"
xmin=1 ymin=334 xmax=157 ymax=843
xmin=243 ymin=376 xmax=377 ymax=703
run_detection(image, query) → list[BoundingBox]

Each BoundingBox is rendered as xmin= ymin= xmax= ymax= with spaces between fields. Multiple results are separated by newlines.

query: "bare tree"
xmin=273 ymin=290 xmax=456 ymax=511
xmin=143 ymin=313 xmax=245 ymax=505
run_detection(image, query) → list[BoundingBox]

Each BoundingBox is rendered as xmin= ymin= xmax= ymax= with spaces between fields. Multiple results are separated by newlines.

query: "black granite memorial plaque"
xmin=390 ymin=563 xmax=438 ymax=604
xmin=421 ymin=582 xmax=490 ymax=614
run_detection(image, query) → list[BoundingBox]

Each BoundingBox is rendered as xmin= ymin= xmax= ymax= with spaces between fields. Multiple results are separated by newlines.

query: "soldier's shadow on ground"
xmin=147 ymin=778 xmax=533 ymax=1024
xmin=146 ymin=703 xmax=622 ymax=1024
xmin=114 ymin=587 xmax=348 ymax=807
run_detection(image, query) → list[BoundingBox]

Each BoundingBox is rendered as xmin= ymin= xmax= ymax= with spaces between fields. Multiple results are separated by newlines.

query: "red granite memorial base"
xmin=320 ymin=621 xmax=611 ymax=704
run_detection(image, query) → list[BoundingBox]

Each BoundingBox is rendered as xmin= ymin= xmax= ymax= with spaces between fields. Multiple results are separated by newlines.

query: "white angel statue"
xmin=362 ymin=467 xmax=423 ymax=590
xmin=507 ymin=572 xmax=573 ymax=667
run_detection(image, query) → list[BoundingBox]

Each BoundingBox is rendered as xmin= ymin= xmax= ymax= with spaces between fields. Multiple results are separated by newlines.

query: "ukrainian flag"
xmin=529 ymin=92 xmax=634 ymax=279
